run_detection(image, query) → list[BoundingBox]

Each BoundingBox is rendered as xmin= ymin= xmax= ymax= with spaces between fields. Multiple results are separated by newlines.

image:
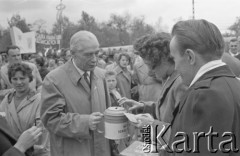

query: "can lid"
xmin=104 ymin=107 xmax=127 ymax=116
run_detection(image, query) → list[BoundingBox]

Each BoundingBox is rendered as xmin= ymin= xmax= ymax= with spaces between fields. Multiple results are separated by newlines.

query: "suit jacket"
xmin=40 ymin=60 xmax=111 ymax=156
xmin=0 ymin=116 xmax=25 ymax=156
xmin=167 ymin=65 xmax=240 ymax=156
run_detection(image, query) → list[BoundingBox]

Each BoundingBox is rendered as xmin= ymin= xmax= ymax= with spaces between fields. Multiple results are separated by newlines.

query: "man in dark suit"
xmin=167 ymin=19 xmax=240 ymax=155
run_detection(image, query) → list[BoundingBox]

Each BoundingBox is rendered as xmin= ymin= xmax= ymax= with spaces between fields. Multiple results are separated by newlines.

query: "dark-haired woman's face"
xmin=11 ymin=71 xmax=30 ymax=93
xmin=144 ymin=60 xmax=169 ymax=82
xmin=119 ymin=56 xmax=129 ymax=68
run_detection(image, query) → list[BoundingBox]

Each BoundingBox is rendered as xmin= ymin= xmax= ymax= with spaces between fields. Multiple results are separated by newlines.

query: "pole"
xmin=56 ymin=0 xmax=66 ymax=49
xmin=192 ymin=0 xmax=195 ymax=19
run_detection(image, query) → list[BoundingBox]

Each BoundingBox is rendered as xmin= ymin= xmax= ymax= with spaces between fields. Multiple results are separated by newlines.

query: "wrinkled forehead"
xmin=70 ymin=31 xmax=99 ymax=52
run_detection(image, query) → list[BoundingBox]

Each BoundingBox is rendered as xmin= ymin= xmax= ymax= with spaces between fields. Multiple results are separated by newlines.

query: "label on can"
xmin=104 ymin=121 xmax=128 ymax=140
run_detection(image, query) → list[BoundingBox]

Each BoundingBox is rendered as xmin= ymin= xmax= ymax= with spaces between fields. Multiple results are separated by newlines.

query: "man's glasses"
xmin=231 ymin=45 xmax=237 ymax=48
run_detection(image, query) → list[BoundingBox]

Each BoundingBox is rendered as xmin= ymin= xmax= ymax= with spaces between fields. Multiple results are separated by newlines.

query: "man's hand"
xmin=89 ymin=112 xmax=103 ymax=131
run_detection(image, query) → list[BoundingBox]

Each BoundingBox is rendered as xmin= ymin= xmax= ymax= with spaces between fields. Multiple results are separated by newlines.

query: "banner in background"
xmin=10 ymin=26 xmax=36 ymax=54
xmin=36 ymin=33 xmax=61 ymax=45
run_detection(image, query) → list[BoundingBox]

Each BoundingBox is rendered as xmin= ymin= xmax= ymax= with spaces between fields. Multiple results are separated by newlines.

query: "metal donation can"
xmin=104 ymin=107 xmax=128 ymax=140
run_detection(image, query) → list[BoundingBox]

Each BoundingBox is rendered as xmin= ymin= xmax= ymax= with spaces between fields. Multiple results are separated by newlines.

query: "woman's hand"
xmin=118 ymin=97 xmax=144 ymax=111
xmin=132 ymin=113 xmax=154 ymax=128
xmin=14 ymin=126 xmax=42 ymax=153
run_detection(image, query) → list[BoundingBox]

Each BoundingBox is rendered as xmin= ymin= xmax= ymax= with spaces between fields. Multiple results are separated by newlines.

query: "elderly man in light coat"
xmin=40 ymin=31 xmax=111 ymax=156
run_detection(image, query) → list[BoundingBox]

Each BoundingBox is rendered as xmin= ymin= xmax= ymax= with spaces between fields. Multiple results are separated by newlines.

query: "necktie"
xmin=83 ymin=72 xmax=91 ymax=88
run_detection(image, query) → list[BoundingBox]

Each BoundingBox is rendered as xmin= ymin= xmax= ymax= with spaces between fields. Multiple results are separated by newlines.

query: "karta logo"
xmin=142 ymin=124 xmax=239 ymax=154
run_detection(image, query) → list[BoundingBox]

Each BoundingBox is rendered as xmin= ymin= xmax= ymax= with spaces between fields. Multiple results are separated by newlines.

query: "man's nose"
xmin=91 ymin=54 xmax=98 ymax=62
xmin=16 ymin=79 xmax=22 ymax=84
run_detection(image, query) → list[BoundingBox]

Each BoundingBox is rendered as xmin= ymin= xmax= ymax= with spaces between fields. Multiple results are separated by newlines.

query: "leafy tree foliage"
xmin=228 ymin=17 xmax=240 ymax=37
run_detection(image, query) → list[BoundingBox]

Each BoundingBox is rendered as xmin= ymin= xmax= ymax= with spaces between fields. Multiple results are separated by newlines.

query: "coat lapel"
xmin=7 ymin=98 xmax=23 ymax=133
xmin=115 ymin=66 xmax=131 ymax=83
xmin=155 ymin=71 xmax=180 ymax=120
xmin=65 ymin=60 xmax=91 ymax=94
xmin=80 ymin=77 xmax=91 ymax=94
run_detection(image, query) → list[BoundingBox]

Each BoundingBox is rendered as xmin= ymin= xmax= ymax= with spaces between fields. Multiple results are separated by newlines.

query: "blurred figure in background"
xmin=57 ymin=58 xmax=65 ymax=66
xmin=228 ymin=38 xmax=240 ymax=59
xmin=105 ymin=53 xmax=119 ymax=71
xmin=34 ymin=57 xmax=49 ymax=80
xmin=114 ymin=52 xmax=133 ymax=99
xmin=65 ymin=49 xmax=72 ymax=61
xmin=47 ymin=58 xmax=57 ymax=71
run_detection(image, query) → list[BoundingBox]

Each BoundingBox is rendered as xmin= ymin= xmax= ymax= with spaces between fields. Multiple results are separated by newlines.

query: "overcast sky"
xmin=0 ymin=0 xmax=240 ymax=33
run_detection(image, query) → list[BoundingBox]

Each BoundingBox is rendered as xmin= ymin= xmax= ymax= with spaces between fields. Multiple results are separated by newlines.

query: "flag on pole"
xmin=10 ymin=26 xmax=36 ymax=54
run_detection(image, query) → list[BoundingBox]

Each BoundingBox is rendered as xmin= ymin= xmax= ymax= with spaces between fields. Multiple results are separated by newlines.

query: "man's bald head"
xmin=70 ymin=31 xmax=99 ymax=53
xmin=70 ymin=31 xmax=100 ymax=71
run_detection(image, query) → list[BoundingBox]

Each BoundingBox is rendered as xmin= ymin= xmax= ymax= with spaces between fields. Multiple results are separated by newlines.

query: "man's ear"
xmin=185 ymin=49 xmax=195 ymax=65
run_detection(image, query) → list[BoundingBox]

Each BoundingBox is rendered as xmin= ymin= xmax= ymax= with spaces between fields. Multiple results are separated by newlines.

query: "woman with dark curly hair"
xmin=119 ymin=32 xmax=187 ymax=150
xmin=0 ymin=63 xmax=50 ymax=156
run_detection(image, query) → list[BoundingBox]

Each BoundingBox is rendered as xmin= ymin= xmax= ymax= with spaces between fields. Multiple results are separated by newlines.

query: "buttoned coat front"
xmin=40 ymin=60 xmax=111 ymax=156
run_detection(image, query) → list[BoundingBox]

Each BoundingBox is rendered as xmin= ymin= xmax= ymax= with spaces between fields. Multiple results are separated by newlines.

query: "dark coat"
xmin=222 ymin=53 xmax=240 ymax=77
xmin=167 ymin=65 xmax=240 ymax=156
xmin=0 ymin=117 xmax=25 ymax=156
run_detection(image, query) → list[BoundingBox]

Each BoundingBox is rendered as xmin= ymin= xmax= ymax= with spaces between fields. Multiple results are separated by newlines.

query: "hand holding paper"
xmin=124 ymin=113 xmax=154 ymax=128
xmin=118 ymin=97 xmax=144 ymax=111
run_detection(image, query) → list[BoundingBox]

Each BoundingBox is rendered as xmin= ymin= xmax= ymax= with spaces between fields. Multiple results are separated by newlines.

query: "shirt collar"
xmin=189 ymin=60 xmax=226 ymax=87
xmin=229 ymin=51 xmax=239 ymax=57
xmin=72 ymin=58 xmax=90 ymax=77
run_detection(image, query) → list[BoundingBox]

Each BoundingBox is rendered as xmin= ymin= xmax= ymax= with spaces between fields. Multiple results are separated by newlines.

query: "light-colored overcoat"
xmin=40 ymin=60 xmax=111 ymax=156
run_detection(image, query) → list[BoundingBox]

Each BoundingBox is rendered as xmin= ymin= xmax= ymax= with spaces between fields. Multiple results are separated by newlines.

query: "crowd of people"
xmin=0 ymin=19 xmax=240 ymax=156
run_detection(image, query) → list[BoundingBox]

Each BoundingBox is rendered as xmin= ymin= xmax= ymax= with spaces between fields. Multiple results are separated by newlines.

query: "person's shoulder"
xmin=94 ymin=66 xmax=106 ymax=78
xmin=29 ymin=92 xmax=41 ymax=105
xmin=1 ymin=88 xmax=15 ymax=105
xmin=1 ymin=63 xmax=8 ymax=72
xmin=44 ymin=63 xmax=69 ymax=80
